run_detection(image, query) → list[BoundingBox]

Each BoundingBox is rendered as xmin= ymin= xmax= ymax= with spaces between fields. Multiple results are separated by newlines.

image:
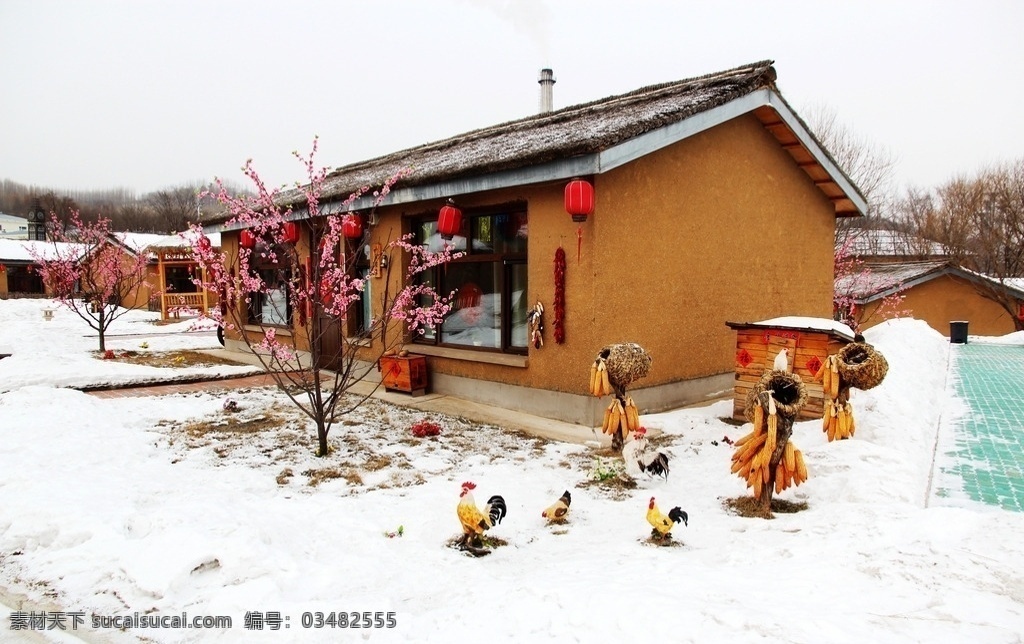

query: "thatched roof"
xmin=838 ymin=260 xmax=1024 ymax=303
xmin=203 ymin=60 xmax=866 ymax=227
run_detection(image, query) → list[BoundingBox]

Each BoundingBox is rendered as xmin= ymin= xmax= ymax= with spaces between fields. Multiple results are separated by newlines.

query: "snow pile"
xmin=1 ymin=299 xmax=1023 ymax=643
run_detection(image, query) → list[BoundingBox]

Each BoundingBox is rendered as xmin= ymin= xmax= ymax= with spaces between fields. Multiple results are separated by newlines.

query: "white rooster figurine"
xmin=622 ymin=427 xmax=670 ymax=480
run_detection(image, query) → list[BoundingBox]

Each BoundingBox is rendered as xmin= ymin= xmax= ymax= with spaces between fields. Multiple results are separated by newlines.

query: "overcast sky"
xmin=1 ymin=0 xmax=1021 ymax=198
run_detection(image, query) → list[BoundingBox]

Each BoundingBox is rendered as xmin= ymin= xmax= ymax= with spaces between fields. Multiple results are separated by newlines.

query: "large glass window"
xmin=247 ymin=243 xmax=292 ymax=327
xmin=414 ymin=206 xmax=528 ymax=353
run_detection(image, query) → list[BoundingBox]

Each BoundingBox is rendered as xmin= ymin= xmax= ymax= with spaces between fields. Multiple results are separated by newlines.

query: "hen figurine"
xmin=456 ymin=481 xmax=507 ymax=555
xmin=646 ymin=496 xmax=687 ymax=542
xmin=541 ymin=490 xmax=572 ymax=523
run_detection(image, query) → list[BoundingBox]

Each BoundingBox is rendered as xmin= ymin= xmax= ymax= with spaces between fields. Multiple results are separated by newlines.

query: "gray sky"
xmin=2 ymin=0 xmax=1021 ymax=197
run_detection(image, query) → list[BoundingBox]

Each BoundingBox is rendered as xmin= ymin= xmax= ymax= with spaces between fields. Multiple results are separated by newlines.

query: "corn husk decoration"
xmin=814 ymin=354 xmax=857 ymax=442
xmin=731 ymin=389 xmax=806 ymax=494
xmin=600 ymin=395 xmax=641 ymax=435
xmin=589 ymin=357 xmax=615 ymax=398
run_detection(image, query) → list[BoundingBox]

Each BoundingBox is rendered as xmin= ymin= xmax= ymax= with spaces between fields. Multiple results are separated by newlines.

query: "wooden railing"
xmin=162 ymin=292 xmax=211 ymax=319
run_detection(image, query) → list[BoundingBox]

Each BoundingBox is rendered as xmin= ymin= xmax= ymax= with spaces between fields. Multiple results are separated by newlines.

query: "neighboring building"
xmin=0 ymin=213 xmax=29 ymax=240
xmin=202 ymin=60 xmax=867 ymax=426
xmin=0 ymin=239 xmax=84 ymax=297
xmin=139 ymin=231 xmax=221 ymax=320
xmin=843 ymin=228 xmax=949 ymax=263
xmin=0 ymin=233 xmax=172 ymax=311
xmin=838 ymin=259 xmax=1024 ymax=336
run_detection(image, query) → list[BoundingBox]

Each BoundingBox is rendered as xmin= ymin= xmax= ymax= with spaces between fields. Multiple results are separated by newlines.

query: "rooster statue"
xmin=541 ymin=490 xmax=572 ymax=523
xmin=456 ymin=481 xmax=507 ymax=555
xmin=622 ymin=428 xmax=670 ymax=480
xmin=646 ymin=496 xmax=687 ymax=542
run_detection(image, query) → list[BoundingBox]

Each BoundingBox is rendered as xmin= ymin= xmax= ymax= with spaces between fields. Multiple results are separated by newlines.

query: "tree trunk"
xmin=97 ymin=306 xmax=106 ymax=352
xmin=316 ymin=417 xmax=329 ymax=457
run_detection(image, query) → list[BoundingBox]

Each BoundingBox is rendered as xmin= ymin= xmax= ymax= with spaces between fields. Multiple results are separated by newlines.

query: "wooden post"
xmin=158 ymin=250 xmax=167 ymax=320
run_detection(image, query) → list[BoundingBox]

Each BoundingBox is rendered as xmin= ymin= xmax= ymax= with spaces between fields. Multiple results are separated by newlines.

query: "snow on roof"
xmin=836 ymin=260 xmax=949 ymax=300
xmin=115 ymin=232 xmax=169 ymax=253
xmin=727 ymin=316 xmax=856 ymax=340
xmin=0 ymin=238 xmax=87 ymax=263
xmin=839 ymin=261 xmax=1024 ymax=302
xmin=141 ymin=230 xmax=221 ymax=251
xmin=844 ymin=229 xmax=947 ymax=258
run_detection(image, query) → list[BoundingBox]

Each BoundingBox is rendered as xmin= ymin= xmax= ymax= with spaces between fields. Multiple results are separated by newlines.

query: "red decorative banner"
xmin=736 ymin=349 xmax=752 ymax=367
xmin=805 ymin=355 xmax=822 ymax=375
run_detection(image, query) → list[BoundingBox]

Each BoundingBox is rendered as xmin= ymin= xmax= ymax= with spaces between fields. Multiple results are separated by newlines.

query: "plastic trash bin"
xmin=950 ymin=321 xmax=969 ymax=344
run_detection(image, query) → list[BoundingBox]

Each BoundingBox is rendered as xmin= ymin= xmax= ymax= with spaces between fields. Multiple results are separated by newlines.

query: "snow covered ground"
xmin=1 ymin=298 xmax=1023 ymax=643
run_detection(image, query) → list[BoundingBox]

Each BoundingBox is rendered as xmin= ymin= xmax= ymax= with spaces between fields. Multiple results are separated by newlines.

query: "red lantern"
xmin=437 ymin=199 xmax=462 ymax=240
xmin=564 ymin=178 xmax=595 ymax=223
xmin=239 ymin=230 xmax=256 ymax=249
xmin=342 ymin=214 xmax=363 ymax=240
xmin=281 ymin=221 xmax=300 ymax=244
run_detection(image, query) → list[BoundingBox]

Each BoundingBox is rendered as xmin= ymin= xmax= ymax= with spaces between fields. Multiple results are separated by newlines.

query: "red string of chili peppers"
xmin=553 ymin=246 xmax=566 ymax=344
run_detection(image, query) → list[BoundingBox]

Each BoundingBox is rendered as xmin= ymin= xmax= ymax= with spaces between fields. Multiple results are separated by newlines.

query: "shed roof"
xmin=203 ymin=60 xmax=866 ymax=229
xmin=726 ymin=316 xmax=856 ymax=341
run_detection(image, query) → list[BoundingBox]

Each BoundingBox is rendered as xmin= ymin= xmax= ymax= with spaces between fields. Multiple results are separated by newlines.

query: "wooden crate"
xmin=726 ymin=319 xmax=853 ymax=422
xmin=380 ymin=355 xmax=428 ymax=396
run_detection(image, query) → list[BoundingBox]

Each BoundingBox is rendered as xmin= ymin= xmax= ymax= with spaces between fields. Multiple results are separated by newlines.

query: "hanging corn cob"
xmin=815 ymin=354 xmax=858 ymax=442
xmin=623 ymin=396 xmax=641 ymax=432
xmin=730 ymin=411 xmax=807 ymax=494
xmin=589 ymin=357 xmax=615 ymax=398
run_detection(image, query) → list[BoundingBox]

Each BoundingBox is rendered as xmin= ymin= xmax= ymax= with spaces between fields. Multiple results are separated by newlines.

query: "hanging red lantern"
xmin=342 ymin=213 xmax=363 ymax=240
xmin=437 ymin=199 xmax=462 ymax=240
xmin=564 ymin=178 xmax=595 ymax=223
xmin=239 ymin=230 xmax=256 ymax=249
xmin=281 ymin=221 xmax=300 ymax=244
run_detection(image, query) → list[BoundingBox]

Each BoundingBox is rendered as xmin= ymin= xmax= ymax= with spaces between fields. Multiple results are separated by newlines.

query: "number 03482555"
xmin=301 ymin=611 xmax=396 ymax=629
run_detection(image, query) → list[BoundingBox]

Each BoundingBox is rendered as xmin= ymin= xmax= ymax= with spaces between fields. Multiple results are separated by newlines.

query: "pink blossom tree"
xmin=187 ymin=139 xmax=461 ymax=457
xmin=832 ymin=236 xmax=909 ymax=332
xmin=30 ymin=212 xmax=152 ymax=352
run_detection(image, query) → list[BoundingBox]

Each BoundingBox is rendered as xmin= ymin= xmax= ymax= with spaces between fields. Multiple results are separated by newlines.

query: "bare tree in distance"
xmin=804 ymin=104 xmax=900 ymax=249
xmin=148 ymin=185 xmax=202 ymax=232
xmin=899 ymin=159 xmax=1024 ymax=330
xmin=1 ymin=177 xmax=253 ymax=233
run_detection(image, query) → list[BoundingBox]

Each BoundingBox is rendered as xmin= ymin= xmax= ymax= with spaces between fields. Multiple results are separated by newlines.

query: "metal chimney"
xmin=538 ymin=68 xmax=555 ymax=113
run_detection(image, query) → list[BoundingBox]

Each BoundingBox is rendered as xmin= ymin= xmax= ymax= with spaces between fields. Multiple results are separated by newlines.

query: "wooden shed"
xmin=726 ymin=317 xmax=854 ymax=422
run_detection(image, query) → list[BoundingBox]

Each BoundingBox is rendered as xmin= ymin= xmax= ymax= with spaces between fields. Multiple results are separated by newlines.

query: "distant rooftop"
xmin=843 ymin=229 xmax=948 ymax=259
